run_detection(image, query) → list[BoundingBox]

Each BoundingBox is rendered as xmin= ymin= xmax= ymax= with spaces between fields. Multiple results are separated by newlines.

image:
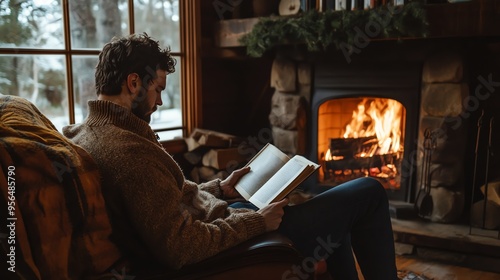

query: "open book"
xmin=235 ymin=143 xmax=320 ymax=209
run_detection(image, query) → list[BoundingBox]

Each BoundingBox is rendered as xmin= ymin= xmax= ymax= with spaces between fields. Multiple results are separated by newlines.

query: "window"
xmin=0 ymin=0 xmax=184 ymax=140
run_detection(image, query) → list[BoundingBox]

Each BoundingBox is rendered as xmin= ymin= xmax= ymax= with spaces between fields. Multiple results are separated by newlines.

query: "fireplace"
xmin=266 ymin=40 xmax=499 ymax=224
xmin=318 ymin=97 xmax=405 ymax=191
xmin=306 ymin=58 xmax=422 ymax=202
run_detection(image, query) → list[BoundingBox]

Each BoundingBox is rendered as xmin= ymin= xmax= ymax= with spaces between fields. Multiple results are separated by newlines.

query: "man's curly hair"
xmin=95 ymin=33 xmax=176 ymax=95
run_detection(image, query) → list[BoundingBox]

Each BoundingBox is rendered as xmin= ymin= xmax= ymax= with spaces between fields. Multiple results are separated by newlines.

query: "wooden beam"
xmin=180 ymin=0 xmax=203 ymax=136
xmin=214 ymin=18 xmax=260 ymax=47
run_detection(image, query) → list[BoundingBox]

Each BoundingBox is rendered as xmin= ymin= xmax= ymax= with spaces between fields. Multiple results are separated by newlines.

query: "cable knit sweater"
xmin=63 ymin=100 xmax=266 ymax=270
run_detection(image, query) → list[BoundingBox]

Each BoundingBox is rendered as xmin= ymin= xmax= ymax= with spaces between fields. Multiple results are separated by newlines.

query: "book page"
xmin=235 ymin=143 xmax=289 ymax=200
xmin=249 ymin=156 xmax=314 ymax=209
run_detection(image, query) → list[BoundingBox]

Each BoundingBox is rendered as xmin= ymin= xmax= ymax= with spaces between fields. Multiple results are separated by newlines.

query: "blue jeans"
xmin=231 ymin=177 xmax=397 ymax=280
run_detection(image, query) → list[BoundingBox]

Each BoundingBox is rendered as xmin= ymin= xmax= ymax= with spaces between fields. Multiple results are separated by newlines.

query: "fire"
xmin=343 ymin=98 xmax=403 ymax=156
xmin=320 ymin=97 xmax=404 ymax=189
xmin=324 ymin=149 xmax=344 ymax=161
xmin=324 ymin=98 xmax=404 ymax=161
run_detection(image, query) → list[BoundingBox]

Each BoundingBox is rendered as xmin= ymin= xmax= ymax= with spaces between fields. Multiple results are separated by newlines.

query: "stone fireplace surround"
xmin=266 ymin=39 xmax=500 ymax=272
xmin=268 ymin=39 xmax=500 ymax=225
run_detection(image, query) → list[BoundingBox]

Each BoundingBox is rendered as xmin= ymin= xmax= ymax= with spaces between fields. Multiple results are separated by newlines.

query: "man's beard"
xmin=131 ymin=91 xmax=153 ymax=123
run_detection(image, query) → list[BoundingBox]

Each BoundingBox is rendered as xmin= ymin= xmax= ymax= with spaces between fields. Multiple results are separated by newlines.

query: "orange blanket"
xmin=0 ymin=95 xmax=121 ymax=279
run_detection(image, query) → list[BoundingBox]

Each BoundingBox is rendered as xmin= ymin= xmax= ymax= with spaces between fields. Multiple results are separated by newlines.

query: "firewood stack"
xmin=269 ymin=54 xmax=311 ymax=156
xmin=183 ymin=128 xmax=249 ymax=183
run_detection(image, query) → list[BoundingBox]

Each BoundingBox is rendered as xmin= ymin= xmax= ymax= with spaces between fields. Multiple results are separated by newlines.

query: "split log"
xmin=193 ymin=166 xmax=217 ymax=182
xmin=183 ymin=151 xmax=203 ymax=165
xmin=185 ymin=128 xmax=243 ymax=152
xmin=190 ymin=166 xmax=228 ymax=184
xmin=329 ymin=136 xmax=378 ymax=159
xmin=202 ymin=147 xmax=248 ymax=171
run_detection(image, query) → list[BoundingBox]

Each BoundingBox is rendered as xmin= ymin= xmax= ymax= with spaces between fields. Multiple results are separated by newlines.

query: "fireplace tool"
xmin=414 ymin=128 xmax=437 ymax=219
xmin=469 ymin=111 xmax=499 ymax=238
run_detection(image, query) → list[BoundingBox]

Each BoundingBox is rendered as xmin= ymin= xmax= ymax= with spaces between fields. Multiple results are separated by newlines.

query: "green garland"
xmin=239 ymin=2 xmax=429 ymax=57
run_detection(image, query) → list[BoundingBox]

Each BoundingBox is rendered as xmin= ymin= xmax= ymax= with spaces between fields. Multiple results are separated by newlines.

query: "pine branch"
xmin=239 ymin=3 xmax=429 ymax=57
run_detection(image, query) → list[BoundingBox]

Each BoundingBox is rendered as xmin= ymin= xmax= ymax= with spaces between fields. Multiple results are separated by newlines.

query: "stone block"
xmin=269 ymin=91 xmax=306 ymax=130
xmin=416 ymin=162 xmax=465 ymax=191
xmin=431 ymin=163 xmax=465 ymax=190
xmin=297 ymin=83 xmax=312 ymax=103
xmin=297 ymin=62 xmax=311 ymax=85
xmin=272 ymin=126 xmax=298 ymax=155
xmin=418 ymin=116 xmax=468 ymax=164
xmin=429 ymin=186 xmax=464 ymax=223
xmin=422 ymin=52 xmax=463 ymax=83
xmin=421 ymin=83 xmax=469 ymax=118
xmin=270 ymin=57 xmax=296 ymax=92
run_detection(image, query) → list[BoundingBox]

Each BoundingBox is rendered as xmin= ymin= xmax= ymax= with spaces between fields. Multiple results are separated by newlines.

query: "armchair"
xmin=0 ymin=95 xmax=308 ymax=280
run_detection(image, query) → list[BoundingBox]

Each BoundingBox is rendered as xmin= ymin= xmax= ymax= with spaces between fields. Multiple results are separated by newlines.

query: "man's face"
xmin=132 ymin=69 xmax=167 ymax=123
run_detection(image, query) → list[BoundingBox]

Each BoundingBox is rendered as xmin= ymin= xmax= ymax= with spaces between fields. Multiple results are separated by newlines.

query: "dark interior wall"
xmin=199 ymin=0 xmax=275 ymax=138
xmin=200 ymin=56 xmax=275 ymax=137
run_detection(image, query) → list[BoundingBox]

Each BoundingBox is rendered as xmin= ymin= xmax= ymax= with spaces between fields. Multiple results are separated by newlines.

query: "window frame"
xmin=0 ymin=0 xmax=200 ymax=139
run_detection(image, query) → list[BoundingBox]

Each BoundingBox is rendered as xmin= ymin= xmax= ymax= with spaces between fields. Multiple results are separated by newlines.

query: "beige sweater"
xmin=63 ymin=100 xmax=266 ymax=270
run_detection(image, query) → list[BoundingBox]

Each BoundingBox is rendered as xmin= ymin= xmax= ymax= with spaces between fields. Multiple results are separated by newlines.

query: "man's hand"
xmin=220 ymin=166 xmax=251 ymax=199
xmin=257 ymin=198 xmax=289 ymax=232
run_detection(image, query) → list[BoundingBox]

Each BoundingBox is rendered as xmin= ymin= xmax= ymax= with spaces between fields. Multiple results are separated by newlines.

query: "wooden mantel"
xmin=214 ymin=0 xmax=500 ymax=48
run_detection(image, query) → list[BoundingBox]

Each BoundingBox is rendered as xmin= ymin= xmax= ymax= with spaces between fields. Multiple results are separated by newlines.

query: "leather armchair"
xmin=141 ymin=232 xmax=303 ymax=280
xmin=0 ymin=95 xmax=308 ymax=280
xmin=0 ymin=149 xmax=306 ymax=280
xmin=0 ymin=164 xmax=304 ymax=280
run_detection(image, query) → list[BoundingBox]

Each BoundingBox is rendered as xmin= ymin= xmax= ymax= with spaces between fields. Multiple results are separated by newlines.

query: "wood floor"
xmin=315 ymin=252 xmax=500 ymax=280
xmin=351 ymin=216 xmax=500 ymax=279
xmin=353 ymin=255 xmax=500 ymax=280
xmin=388 ymin=218 xmax=500 ymax=279
xmin=326 ymin=217 xmax=500 ymax=279
xmin=394 ymin=254 xmax=500 ymax=280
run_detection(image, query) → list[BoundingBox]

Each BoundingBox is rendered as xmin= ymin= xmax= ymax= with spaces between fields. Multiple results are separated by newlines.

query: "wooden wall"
xmin=199 ymin=0 xmax=275 ymax=138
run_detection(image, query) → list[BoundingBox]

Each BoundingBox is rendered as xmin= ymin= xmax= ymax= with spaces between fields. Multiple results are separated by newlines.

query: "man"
xmin=64 ymin=33 xmax=398 ymax=279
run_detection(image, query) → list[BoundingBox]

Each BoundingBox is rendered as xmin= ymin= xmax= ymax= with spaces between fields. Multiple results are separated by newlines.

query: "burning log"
xmin=325 ymin=152 xmax=400 ymax=171
xmin=328 ymin=136 xmax=378 ymax=159
xmin=323 ymin=136 xmax=402 ymax=189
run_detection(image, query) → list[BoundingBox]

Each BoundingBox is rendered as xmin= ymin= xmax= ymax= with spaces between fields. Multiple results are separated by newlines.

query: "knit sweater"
xmin=63 ymin=100 xmax=266 ymax=270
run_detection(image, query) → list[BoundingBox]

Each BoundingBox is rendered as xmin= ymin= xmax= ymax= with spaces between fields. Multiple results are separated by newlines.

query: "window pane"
xmin=0 ymin=54 xmax=68 ymax=131
xmin=72 ymin=55 xmax=181 ymax=131
xmin=156 ymin=129 xmax=183 ymax=141
xmin=72 ymin=55 xmax=99 ymax=122
xmin=69 ymin=0 xmax=129 ymax=49
xmin=133 ymin=0 xmax=180 ymax=52
xmin=150 ymin=56 xmax=181 ymax=133
xmin=0 ymin=0 xmax=64 ymax=49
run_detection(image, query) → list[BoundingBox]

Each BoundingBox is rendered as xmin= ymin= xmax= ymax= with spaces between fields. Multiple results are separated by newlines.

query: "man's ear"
xmin=126 ymin=73 xmax=141 ymax=96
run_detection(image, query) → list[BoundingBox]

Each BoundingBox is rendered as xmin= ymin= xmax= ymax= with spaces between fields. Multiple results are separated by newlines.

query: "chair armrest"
xmin=141 ymin=232 xmax=302 ymax=280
